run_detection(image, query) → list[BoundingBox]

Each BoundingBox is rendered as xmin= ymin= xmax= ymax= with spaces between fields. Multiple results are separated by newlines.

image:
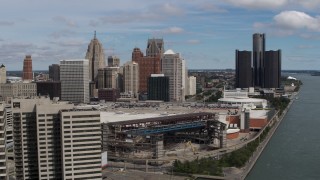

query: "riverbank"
xmin=239 ymin=92 xmax=298 ymax=179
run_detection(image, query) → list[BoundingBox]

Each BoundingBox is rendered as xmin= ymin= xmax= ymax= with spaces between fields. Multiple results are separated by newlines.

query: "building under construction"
xmin=101 ymin=112 xmax=227 ymax=160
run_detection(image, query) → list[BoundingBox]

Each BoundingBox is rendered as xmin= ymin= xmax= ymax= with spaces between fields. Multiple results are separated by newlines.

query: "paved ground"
xmin=103 ymin=169 xmax=189 ymax=180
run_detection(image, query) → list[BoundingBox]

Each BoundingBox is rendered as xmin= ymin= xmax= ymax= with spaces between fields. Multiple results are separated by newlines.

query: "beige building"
xmin=61 ymin=108 xmax=101 ymax=180
xmin=0 ymin=65 xmax=6 ymax=84
xmin=123 ymin=61 xmax=139 ymax=97
xmin=0 ymin=83 xmax=37 ymax=101
xmin=12 ymin=97 xmax=101 ymax=179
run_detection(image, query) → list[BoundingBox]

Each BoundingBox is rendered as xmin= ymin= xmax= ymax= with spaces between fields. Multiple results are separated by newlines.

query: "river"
xmin=246 ymin=74 xmax=320 ymax=180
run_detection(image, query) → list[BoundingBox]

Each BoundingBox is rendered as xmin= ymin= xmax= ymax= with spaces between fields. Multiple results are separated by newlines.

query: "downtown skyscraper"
xmin=235 ymin=33 xmax=281 ymax=88
xmin=85 ymin=32 xmax=106 ymax=83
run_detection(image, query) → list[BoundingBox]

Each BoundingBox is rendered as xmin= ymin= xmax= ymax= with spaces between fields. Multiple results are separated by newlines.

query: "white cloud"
xmin=273 ymin=11 xmax=320 ymax=31
xmin=162 ymin=27 xmax=184 ymax=34
xmin=225 ymin=0 xmax=288 ymax=9
xmin=254 ymin=11 xmax=320 ymax=37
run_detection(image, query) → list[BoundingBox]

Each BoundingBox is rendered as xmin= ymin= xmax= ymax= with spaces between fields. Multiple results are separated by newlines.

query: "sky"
xmin=1 ymin=0 xmax=320 ymax=70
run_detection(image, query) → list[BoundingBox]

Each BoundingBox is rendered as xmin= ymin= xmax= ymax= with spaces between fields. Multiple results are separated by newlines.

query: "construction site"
xmin=101 ymin=111 xmax=227 ymax=163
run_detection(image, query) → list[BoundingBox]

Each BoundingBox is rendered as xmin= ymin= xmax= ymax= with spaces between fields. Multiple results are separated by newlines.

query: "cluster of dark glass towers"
xmin=236 ymin=33 xmax=281 ymax=88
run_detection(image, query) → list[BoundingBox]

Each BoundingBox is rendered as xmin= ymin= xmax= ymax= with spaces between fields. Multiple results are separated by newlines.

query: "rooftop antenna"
xmin=94 ymin=30 xmax=97 ymax=39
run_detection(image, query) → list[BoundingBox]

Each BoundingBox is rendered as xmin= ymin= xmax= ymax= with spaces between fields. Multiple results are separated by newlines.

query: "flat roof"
xmin=218 ymin=97 xmax=266 ymax=103
xmin=101 ymin=112 xmax=215 ymax=125
xmin=100 ymin=111 xmax=164 ymax=124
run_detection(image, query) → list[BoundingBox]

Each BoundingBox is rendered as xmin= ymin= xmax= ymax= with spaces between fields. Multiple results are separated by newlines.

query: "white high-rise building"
xmin=123 ymin=61 xmax=139 ymax=97
xmin=162 ymin=49 xmax=183 ymax=102
xmin=60 ymin=59 xmax=89 ymax=103
xmin=188 ymin=76 xmax=197 ymax=95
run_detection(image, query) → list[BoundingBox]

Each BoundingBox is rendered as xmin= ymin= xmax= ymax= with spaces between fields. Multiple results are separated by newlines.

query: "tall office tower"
xmin=235 ymin=50 xmax=253 ymax=88
xmin=162 ymin=49 xmax=183 ymax=102
xmin=253 ymin=33 xmax=265 ymax=87
xmin=131 ymin=39 xmax=163 ymax=93
xmin=0 ymin=103 xmax=7 ymax=180
xmin=12 ymin=97 xmax=102 ymax=180
xmin=123 ymin=61 xmax=139 ymax=97
xmin=60 ymin=109 xmax=101 ymax=180
xmin=0 ymin=64 xmax=6 ymax=83
xmin=107 ymin=56 xmax=120 ymax=67
xmin=147 ymin=74 xmax=169 ymax=102
xmin=264 ymin=50 xmax=281 ymax=88
xmin=49 ymin=64 xmax=60 ymax=81
xmin=22 ymin=55 xmax=33 ymax=81
xmin=187 ymin=76 xmax=197 ymax=96
xmin=60 ymin=59 xmax=89 ymax=103
xmin=97 ymin=67 xmax=119 ymax=89
xmin=85 ymin=31 xmax=106 ymax=83
xmin=146 ymin=38 xmax=164 ymax=57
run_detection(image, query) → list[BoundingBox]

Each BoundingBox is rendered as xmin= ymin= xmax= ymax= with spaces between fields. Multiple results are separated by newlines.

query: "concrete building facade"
xmin=0 ymin=83 xmax=37 ymax=101
xmin=60 ymin=59 xmax=89 ymax=103
xmin=12 ymin=97 xmax=101 ymax=179
xmin=60 ymin=109 xmax=101 ymax=180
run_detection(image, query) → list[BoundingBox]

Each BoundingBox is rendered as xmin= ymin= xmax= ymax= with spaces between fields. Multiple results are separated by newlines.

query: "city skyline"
xmin=1 ymin=0 xmax=320 ymax=70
